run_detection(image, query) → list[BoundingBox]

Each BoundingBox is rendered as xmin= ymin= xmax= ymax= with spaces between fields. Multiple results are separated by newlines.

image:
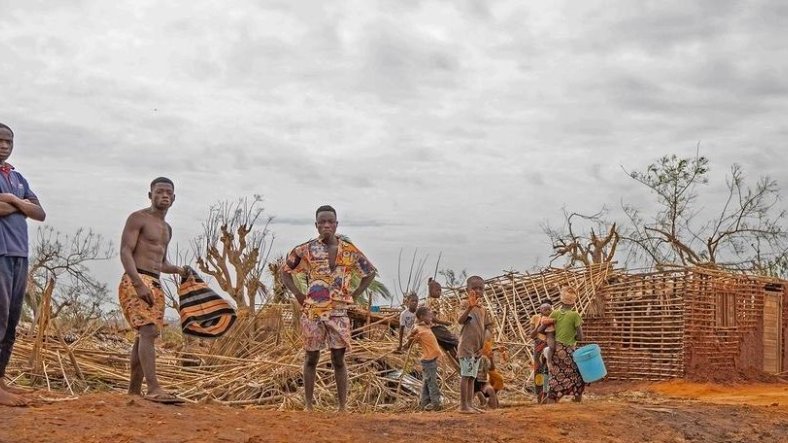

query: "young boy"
xmin=426 ymin=277 xmax=459 ymax=362
xmin=404 ymin=306 xmax=443 ymax=410
xmin=474 ymin=338 xmax=499 ymax=409
xmin=457 ymin=276 xmax=492 ymax=413
xmin=531 ymin=303 xmax=556 ymax=372
xmin=397 ymin=292 xmax=419 ymax=352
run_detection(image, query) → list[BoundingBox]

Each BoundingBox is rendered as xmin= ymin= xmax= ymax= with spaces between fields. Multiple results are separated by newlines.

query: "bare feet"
xmin=0 ymin=380 xmax=28 ymax=395
xmin=0 ymin=387 xmax=27 ymax=407
xmin=127 ymin=377 xmax=143 ymax=396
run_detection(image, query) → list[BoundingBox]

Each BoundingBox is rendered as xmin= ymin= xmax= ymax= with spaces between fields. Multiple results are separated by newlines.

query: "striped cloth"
xmin=178 ymin=268 xmax=237 ymax=338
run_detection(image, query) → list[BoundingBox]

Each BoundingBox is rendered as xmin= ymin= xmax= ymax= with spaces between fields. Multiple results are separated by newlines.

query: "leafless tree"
xmin=25 ymin=226 xmax=114 ymax=327
xmin=192 ymin=195 xmax=274 ymax=316
xmin=542 ymin=207 xmax=620 ymax=268
xmin=545 ymin=151 xmax=788 ymax=275
xmin=51 ymin=282 xmax=111 ymax=325
xmin=439 ymin=268 xmax=468 ymax=289
xmin=622 ymin=153 xmax=788 ymax=271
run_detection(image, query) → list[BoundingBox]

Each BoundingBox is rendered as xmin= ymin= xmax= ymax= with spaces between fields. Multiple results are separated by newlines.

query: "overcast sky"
xmin=2 ymin=0 xmax=787 ymax=303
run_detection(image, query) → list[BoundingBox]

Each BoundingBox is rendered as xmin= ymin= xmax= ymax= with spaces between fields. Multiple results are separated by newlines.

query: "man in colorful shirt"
xmin=281 ymin=205 xmax=377 ymax=411
xmin=0 ymin=123 xmax=46 ymax=407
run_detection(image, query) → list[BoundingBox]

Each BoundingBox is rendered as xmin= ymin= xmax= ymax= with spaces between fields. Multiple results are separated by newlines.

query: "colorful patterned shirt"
xmin=283 ymin=235 xmax=376 ymax=309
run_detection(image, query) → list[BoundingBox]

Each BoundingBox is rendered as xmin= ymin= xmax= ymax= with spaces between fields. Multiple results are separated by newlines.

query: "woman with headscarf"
xmin=545 ymin=286 xmax=585 ymax=402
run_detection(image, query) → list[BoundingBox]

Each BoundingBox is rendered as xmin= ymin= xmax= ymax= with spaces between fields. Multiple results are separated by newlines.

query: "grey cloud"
xmin=273 ymin=216 xmax=402 ymax=228
xmin=692 ymin=63 xmax=788 ymax=100
xmin=573 ymin=1 xmax=740 ymax=55
xmin=4 ymin=0 xmax=788 ymax=291
xmin=9 ymin=120 xmax=116 ymax=158
xmin=355 ymin=18 xmax=462 ymax=101
xmin=589 ymin=164 xmax=605 ymax=183
xmin=462 ymin=0 xmax=492 ymax=20
xmin=272 ymin=217 xmax=313 ymax=226
xmin=526 ymin=172 xmax=544 ymax=186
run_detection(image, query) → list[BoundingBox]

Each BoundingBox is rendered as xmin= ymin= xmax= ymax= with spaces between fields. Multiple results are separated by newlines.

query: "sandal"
xmin=144 ymin=392 xmax=185 ymax=404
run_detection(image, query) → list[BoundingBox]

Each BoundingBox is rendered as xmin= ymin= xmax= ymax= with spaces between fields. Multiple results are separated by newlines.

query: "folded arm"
xmin=0 ymin=194 xmax=45 ymax=221
xmin=0 ymin=202 xmax=17 ymax=216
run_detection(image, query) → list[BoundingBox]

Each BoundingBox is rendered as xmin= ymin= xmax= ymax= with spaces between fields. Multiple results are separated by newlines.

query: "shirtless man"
xmin=119 ymin=177 xmax=188 ymax=403
xmin=0 ymin=123 xmax=46 ymax=407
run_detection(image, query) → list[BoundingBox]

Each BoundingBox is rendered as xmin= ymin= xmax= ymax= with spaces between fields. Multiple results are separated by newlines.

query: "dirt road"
xmin=2 ymin=382 xmax=786 ymax=443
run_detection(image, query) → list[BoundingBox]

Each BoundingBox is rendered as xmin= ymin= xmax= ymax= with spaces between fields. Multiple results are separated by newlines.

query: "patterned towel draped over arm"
xmin=178 ymin=269 xmax=237 ymax=338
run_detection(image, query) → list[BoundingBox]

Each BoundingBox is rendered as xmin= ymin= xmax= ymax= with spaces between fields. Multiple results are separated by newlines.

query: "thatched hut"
xmin=582 ymin=267 xmax=786 ymax=379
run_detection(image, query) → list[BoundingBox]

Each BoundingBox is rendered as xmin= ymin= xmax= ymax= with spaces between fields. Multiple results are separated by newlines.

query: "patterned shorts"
xmin=300 ymin=311 xmax=351 ymax=352
xmin=459 ymin=356 xmax=481 ymax=378
xmin=118 ymin=272 xmax=165 ymax=333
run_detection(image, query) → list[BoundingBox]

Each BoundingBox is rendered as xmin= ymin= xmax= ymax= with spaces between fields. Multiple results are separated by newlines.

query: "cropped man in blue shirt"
xmin=0 ymin=123 xmax=46 ymax=407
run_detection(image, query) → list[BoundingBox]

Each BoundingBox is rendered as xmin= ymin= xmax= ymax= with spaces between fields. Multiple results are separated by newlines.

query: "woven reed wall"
xmin=682 ymin=270 xmax=767 ymax=377
xmin=583 ymin=271 xmax=686 ymax=380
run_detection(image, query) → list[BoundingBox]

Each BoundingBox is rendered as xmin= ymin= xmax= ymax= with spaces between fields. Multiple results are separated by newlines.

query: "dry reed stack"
xmin=8 ymin=302 xmax=464 ymax=411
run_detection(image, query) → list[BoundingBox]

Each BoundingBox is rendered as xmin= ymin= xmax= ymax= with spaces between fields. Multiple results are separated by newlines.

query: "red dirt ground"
xmin=2 ymin=381 xmax=787 ymax=443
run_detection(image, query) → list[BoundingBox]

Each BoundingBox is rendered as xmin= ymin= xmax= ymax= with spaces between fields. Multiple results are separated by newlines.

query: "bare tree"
xmin=542 ymin=207 xmax=620 ymax=268
xmin=439 ymin=268 xmax=468 ymax=289
xmin=545 ymin=151 xmax=788 ymax=275
xmin=26 ymin=226 xmax=114 ymax=328
xmin=622 ymin=153 xmax=788 ymax=270
xmin=192 ymin=195 xmax=274 ymax=316
xmin=51 ymin=282 xmax=111 ymax=325
xmin=621 ymin=152 xmax=710 ymax=266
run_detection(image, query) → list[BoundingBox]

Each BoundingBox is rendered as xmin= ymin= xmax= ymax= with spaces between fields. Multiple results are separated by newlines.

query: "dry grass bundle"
xmin=8 ymin=305 xmax=463 ymax=411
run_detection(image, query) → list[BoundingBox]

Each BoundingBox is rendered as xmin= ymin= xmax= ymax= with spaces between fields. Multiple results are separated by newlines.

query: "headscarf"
xmin=560 ymin=287 xmax=578 ymax=306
